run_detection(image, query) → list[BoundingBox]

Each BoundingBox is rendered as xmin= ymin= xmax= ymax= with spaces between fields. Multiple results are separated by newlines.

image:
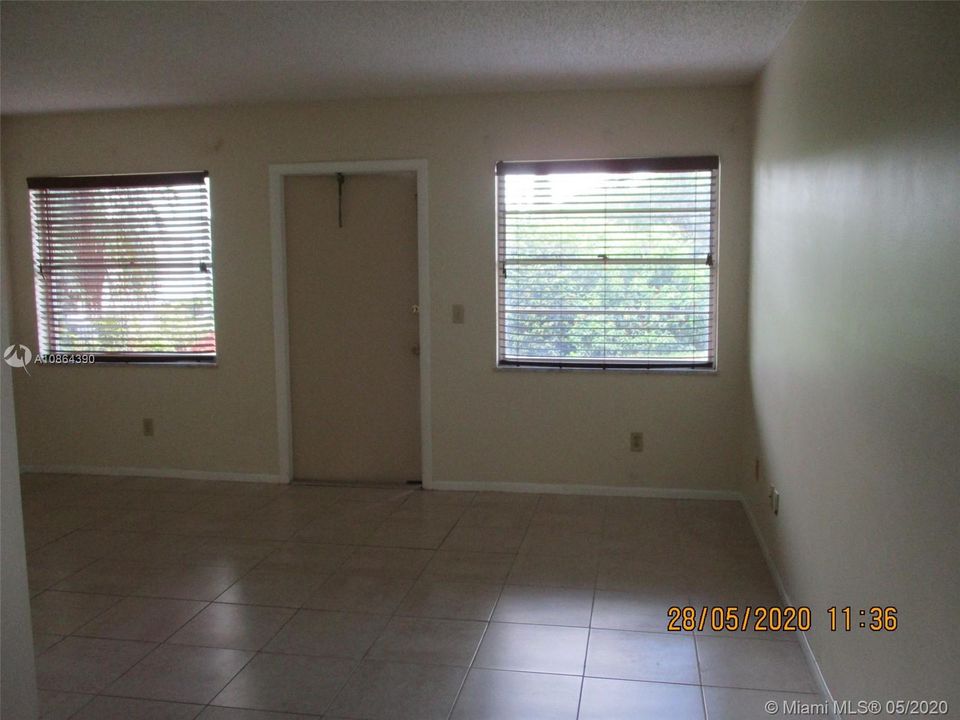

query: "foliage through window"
xmin=28 ymin=172 xmax=216 ymax=363
xmin=496 ymin=157 xmax=718 ymax=369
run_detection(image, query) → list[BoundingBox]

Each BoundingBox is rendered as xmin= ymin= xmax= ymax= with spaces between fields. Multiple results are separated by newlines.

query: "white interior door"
xmin=285 ymin=173 xmax=420 ymax=482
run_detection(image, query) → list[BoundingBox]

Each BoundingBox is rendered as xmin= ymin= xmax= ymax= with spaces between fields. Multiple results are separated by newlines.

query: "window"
xmin=496 ymin=156 xmax=718 ymax=370
xmin=27 ymin=172 xmax=216 ymax=363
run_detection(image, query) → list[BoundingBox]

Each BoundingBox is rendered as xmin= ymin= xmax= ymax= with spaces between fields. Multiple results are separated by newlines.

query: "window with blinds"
xmin=496 ymin=157 xmax=719 ymax=370
xmin=27 ymin=172 xmax=216 ymax=363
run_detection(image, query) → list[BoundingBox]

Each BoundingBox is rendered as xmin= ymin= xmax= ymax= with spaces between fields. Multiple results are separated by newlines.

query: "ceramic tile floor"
xmin=22 ymin=473 xmax=822 ymax=719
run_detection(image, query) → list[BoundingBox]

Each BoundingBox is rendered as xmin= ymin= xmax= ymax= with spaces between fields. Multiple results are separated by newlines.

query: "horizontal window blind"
xmin=27 ymin=172 xmax=216 ymax=362
xmin=497 ymin=157 xmax=718 ymax=369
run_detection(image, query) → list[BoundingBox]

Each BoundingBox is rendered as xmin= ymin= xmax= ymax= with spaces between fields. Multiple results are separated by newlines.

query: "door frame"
xmin=268 ymin=160 xmax=431 ymax=486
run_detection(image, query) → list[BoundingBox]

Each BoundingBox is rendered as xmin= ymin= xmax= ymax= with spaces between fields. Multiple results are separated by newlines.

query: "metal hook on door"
xmin=336 ymin=173 xmax=345 ymax=228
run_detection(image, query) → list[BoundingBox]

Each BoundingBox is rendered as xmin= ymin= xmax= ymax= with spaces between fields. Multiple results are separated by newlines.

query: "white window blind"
xmin=496 ymin=157 xmax=719 ymax=369
xmin=27 ymin=172 xmax=216 ymax=363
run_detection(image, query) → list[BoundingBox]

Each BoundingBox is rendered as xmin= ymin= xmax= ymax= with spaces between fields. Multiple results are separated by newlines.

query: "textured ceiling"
xmin=0 ymin=1 xmax=801 ymax=115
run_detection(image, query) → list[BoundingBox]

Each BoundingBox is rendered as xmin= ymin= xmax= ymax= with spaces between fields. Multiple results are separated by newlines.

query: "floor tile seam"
xmin=503 ymin=499 xmax=546 ymax=585
xmin=689 ymin=597 xmax=710 ymax=720
xmin=24 ymin=527 xmax=79 ymax=553
xmin=38 ymin=592 xmax=128 ymax=637
xmin=164 ymin=601 xmax=301 ymax=655
xmin=73 ymin=690 xmax=208 ymax=714
xmin=319 ymin=530 xmax=460 ymax=718
xmin=443 ymin=578 xmax=505 ymax=720
xmin=64 ymin=598 xmax=212 ymax=644
xmin=30 ymin=556 xmax=102 ymax=590
xmin=49 ymin=638 xmax=166 ymax=701
xmin=577 ymin=529 xmax=605 ymax=719
xmin=101 ymin=636 xmax=260 ymax=711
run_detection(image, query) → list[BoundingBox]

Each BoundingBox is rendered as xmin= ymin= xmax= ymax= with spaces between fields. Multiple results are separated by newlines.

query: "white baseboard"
xmin=425 ymin=479 xmax=741 ymax=501
xmin=19 ymin=469 xmax=736 ymax=497
xmin=740 ymin=494 xmax=837 ymax=716
xmin=20 ymin=464 xmax=285 ymax=484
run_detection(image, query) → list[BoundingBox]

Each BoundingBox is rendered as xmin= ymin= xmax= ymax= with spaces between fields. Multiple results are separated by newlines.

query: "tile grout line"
xmin=395 ymin=490 xmax=504 ymax=720
xmin=692 ymin=612 xmax=709 ymax=719
xmin=73 ymin=594 xmax=216 ymax=713
xmin=197 ymin=593 xmax=303 ymax=716
xmin=452 ymin=493 xmax=581 ymax=718
xmin=678 ymin=498 xmax=711 ymax=720
xmin=442 ymin=590 xmax=503 ymax=720
xmin=204 ymin=494 xmax=415 ymax=716
xmin=576 ymin=496 xmax=611 ymax=719
xmin=317 ymin=488 xmax=469 ymax=718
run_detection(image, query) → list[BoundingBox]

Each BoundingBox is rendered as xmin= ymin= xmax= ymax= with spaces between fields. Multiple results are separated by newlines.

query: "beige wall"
xmin=2 ymin=86 xmax=753 ymax=491
xmin=747 ymin=1 xmax=960 ymax=704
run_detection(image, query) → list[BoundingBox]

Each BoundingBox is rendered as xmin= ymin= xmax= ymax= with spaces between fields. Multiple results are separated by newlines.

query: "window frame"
xmin=26 ymin=171 xmax=218 ymax=366
xmin=495 ymin=156 xmax=719 ymax=372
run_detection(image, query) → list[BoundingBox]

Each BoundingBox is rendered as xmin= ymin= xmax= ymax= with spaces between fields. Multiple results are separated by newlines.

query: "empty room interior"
xmin=1 ymin=1 xmax=958 ymax=719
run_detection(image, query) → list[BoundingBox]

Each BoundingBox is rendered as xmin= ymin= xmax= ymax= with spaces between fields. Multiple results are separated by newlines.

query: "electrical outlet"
xmin=629 ymin=432 xmax=644 ymax=452
xmin=142 ymin=418 xmax=154 ymax=437
xmin=452 ymin=304 xmax=465 ymax=324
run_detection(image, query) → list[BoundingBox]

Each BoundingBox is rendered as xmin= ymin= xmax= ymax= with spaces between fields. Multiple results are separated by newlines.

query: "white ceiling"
xmin=0 ymin=1 xmax=801 ymax=115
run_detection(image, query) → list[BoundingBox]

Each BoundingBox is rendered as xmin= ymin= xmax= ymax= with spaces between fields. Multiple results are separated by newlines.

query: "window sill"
xmin=96 ymin=361 xmax=219 ymax=368
xmin=495 ymin=363 xmax=717 ymax=375
xmin=35 ymin=356 xmax=218 ymax=368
